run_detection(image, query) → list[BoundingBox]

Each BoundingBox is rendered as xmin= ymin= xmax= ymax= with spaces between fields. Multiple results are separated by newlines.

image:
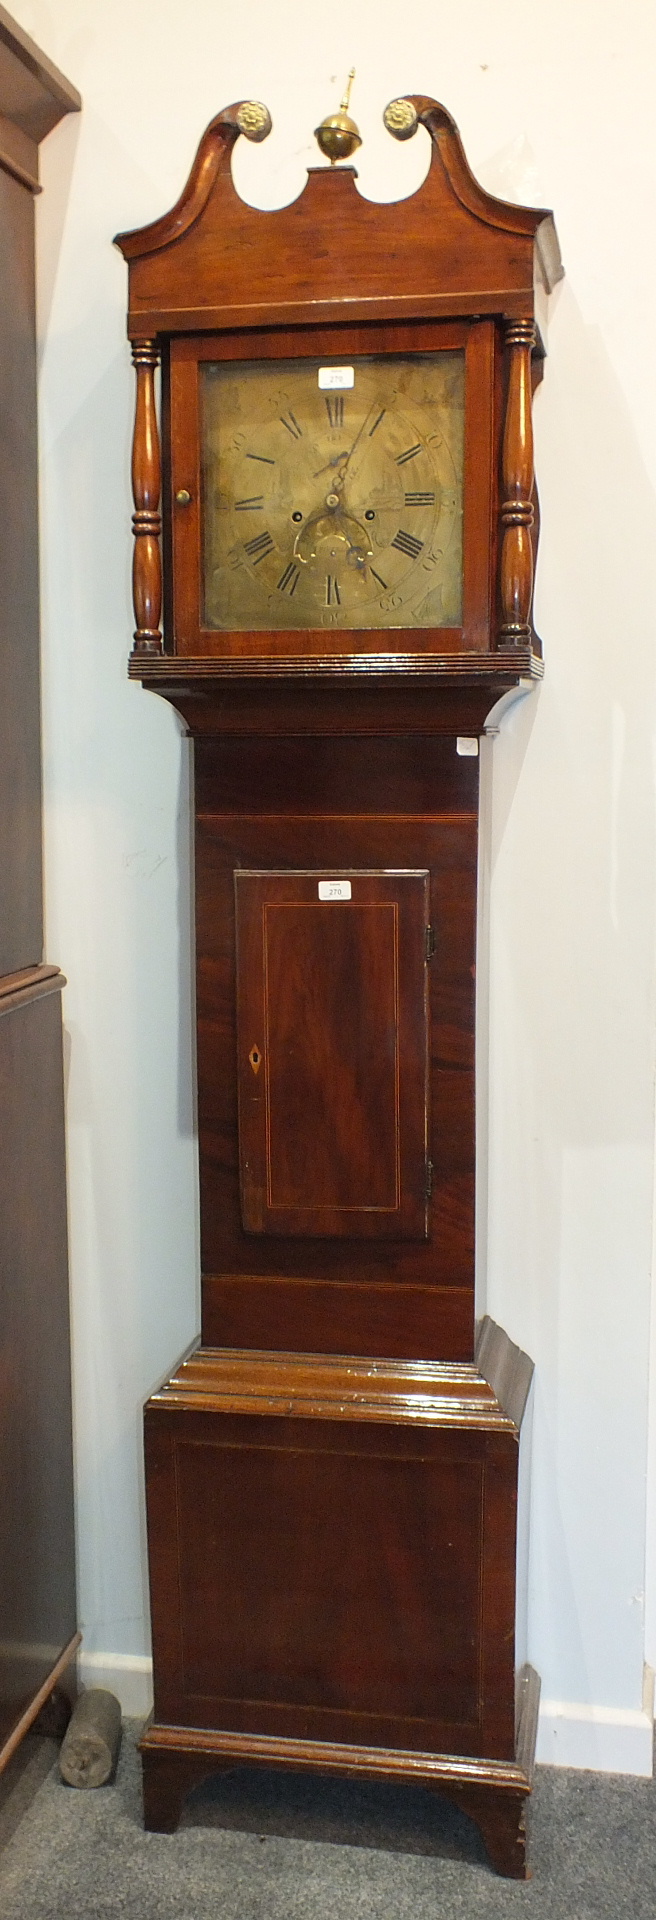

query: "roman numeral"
xmin=244 ymin=530 xmax=274 ymax=563
xmin=326 ymin=576 xmax=341 ymax=606
xmin=391 ymin=529 xmax=424 ymax=560
xmin=370 ymin=569 xmax=388 ymax=591
xmin=369 ymin=409 xmax=386 ymax=436
xmin=325 ymin=394 xmax=344 ymax=429
xmin=280 ymin=411 xmax=302 ymax=439
xmin=235 ymin=496 xmax=264 ymax=510
xmin=246 ymin=452 xmax=275 ymax=464
xmin=396 ymin=443 xmax=422 ymax=466
xmin=404 ymin=490 xmax=435 ymax=507
xmin=277 ymin=561 xmax=301 ymax=596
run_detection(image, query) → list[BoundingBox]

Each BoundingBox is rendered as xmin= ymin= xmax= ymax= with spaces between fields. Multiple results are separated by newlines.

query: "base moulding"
xmin=136 ymin=1666 xmax=540 ymax=1880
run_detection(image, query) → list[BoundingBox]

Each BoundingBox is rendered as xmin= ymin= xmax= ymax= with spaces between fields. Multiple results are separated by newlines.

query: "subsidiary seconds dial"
xmin=200 ymin=351 xmax=465 ymax=633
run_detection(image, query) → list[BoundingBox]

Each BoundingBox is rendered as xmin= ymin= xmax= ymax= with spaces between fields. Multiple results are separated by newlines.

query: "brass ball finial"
xmin=314 ymin=69 xmax=362 ymax=165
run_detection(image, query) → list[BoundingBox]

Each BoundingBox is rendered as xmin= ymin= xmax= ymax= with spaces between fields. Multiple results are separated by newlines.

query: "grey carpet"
xmin=0 ymin=1720 xmax=654 ymax=1918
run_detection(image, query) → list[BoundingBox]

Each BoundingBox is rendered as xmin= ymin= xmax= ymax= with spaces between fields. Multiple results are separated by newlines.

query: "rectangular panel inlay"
xmin=235 ymin=870 xmax=429 ymax=1238
xmin=175 ymin=1434 xmax=484 ymax=1732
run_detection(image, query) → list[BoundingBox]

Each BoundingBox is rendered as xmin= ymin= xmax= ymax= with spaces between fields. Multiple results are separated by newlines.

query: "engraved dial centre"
xmin=200 ymin=351 xmax=465 ymax=631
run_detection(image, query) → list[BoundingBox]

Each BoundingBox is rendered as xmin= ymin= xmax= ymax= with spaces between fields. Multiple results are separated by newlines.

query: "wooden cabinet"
xmin=116 ymin=90 xmax=562 ymax=1876
xmin=0 ymin=11 xmax=80 ymax=1772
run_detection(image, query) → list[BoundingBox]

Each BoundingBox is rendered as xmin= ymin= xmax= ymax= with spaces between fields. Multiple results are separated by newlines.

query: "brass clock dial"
xmin=200 ymin=352 xmax=465 ymax=631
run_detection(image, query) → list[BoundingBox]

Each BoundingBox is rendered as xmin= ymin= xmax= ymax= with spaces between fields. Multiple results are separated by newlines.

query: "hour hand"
xmin=312 ymin=450 xmax=349 ymax=478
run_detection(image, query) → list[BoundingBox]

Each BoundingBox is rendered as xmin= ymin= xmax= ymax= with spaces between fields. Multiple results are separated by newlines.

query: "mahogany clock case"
xmin=116 ymin=90 xmax=562 ymax=686
xmin=115 ymin=95 xmax=562 ymax=1877
xmin=196 ymin=732 xmax=477 ymax=1361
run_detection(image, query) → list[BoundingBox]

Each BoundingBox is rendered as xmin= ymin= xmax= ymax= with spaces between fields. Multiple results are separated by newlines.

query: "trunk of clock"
xmin=196 ymin=733 xmax=476 ymax=1353
xmin=140 ymin=720 xmax=537 ymax=1877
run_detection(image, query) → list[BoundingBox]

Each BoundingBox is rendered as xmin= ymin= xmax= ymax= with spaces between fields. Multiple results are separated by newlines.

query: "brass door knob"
xmin=175 ymin=487 xmax=192 ymax=506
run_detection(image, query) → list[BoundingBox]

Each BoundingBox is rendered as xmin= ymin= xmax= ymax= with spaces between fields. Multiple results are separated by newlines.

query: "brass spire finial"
xmin=314 ymin=69 xmax=362 ymax=164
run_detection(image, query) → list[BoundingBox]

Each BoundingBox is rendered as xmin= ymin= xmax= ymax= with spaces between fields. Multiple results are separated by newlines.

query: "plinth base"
xmin=141 ymin=1331 xmax=537 ymax=1876
xmin=139 ymin=1665 xmax=540 ymax=1877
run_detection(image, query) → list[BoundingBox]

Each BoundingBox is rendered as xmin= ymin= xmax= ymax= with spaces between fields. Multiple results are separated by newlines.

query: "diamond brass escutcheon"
xmin=249 ymin=1046 xmax=262 ymax=1074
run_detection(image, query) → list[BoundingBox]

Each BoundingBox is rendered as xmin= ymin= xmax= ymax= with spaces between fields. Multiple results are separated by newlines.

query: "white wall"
xmin=11 ymin=0 xmax=656 ymax=1765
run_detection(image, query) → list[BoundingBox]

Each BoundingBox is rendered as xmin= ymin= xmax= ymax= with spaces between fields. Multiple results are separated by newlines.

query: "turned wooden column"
xmin=497 ymin=319 xmax=536 ymax=648
xmin=131 ymin=339 xmax=162 ymax=655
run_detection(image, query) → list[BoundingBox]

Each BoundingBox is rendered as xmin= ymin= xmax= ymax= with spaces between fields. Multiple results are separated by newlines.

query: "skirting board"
xmin=536 ymin=1699 xmax=653 ymax=1776
xmin=80 ymin=1654 xmax=654 ymax=1777
xmin=78 ymin=1652 xmax=154 ymax=1720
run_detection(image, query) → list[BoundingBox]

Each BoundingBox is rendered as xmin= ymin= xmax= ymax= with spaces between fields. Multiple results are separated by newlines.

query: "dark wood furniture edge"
xmin=475 ymin=1316 xmax=534 ymax=1430
xmin=127 ymin=654 xmax=539 ymax=736
xmin=0 ymin=5 xmax=80 ymax=193
xmin=138 ymin=1712 xmax=537 ymax=1874
xmin=407 ymin=97 xmax=559 ymax=252
xmin=128 ymin=651 xmax=542 ymax=687
xmin=125 ymin=292 xmax=549 ymax=336
xmin=0 ymin=963 xmax=66 ymax=1016
xmin=0 ymin=17 xmax=78 ymax=1793
xmin=139 ymin=1715 xmax=532 ymax=1790
xmin=146 ymin=1343 xmax=518 ymax=1430
xmin=0 ymin=1630 xmax=81 ymax=1775
xmin=115 ymin=102 xmax=251 ymax=260
xmin=440 ymin=1665 xmax=539 ymax=1877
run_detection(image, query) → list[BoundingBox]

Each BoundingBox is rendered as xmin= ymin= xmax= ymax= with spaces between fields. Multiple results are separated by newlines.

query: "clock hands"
xmin=312 ymin=402 xmax=383 ymax=488
xmin=332 ymin=401 xmax=384 ymax=488
xmin=296 ymin=406 xmax=387 ymax=576
xmin=270 ymin=399 xmax=429 ymax=592
xmin=313 ymin=450 xmax=349 ymax=478
xmin=296 ymin=418 xmax=382 ymax=571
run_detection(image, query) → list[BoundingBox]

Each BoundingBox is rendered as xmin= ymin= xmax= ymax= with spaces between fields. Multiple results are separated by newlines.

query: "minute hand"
xmin=335 ymin=403 xmax=384 ymax=485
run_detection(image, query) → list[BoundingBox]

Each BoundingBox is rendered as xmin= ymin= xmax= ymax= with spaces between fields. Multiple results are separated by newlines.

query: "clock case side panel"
xmin=165 ymin=317 xmax=497 ymax=663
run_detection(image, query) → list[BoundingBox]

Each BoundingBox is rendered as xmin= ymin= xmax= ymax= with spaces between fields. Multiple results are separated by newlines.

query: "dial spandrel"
xmin=200 ymin=352 xmax=465 ymax=631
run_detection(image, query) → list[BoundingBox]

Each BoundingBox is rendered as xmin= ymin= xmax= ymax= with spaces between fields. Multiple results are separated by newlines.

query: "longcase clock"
xmin=115 ymin=90 xmax=562 ymax=1878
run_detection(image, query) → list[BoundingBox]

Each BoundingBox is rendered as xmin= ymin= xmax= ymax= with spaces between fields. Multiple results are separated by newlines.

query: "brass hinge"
xmin=425 ymin=924 xmax=436 ymax=962
xmin=425 ymin=1158 xmax=434 ymax=1199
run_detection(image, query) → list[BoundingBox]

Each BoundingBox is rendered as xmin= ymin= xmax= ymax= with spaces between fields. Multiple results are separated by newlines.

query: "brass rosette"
xmin=236 ymin=101 xmax=272 ymax=143
xmin=383 ymin=97 xmax=419 ymax=141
